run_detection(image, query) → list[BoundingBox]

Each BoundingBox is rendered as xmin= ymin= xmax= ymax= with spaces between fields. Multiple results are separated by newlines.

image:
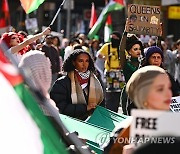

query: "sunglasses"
xmin=11 ymin=36 xmax=18 ymax=40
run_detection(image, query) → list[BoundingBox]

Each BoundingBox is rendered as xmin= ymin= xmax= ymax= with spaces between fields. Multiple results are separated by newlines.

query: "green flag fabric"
xmin=87 ymin=106 xmax=128 ymax=132
xmin=60 ymin=106 xmax=132 ymax=153
xmin=20 ymin=0 xmax=45 ymax=14
xmin=60 ymin=114 xmax=111 ymax=144
xmin=0 ymin=48 xmax=68 ymax=154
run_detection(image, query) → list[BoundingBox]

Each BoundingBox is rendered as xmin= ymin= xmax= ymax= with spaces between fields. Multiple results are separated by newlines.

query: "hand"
xmin=35 ymin=43 xmax=43 ymax=50
xmin=159 ymin=22 xmax=163 ymax=36
xmin=42 ymin=27 xmax=51 ymax=35
xmin=87 ymin=103 xmax=97 ymax=111
xmin=123 ymin=144 xmax=135 ymax=154
xmin=125 ymin=18 xmax=134 ymax=33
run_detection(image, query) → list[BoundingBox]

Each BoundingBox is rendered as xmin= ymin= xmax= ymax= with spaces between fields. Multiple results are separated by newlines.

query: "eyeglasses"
xmin=11 ymin=37 xmax=18 ymax=40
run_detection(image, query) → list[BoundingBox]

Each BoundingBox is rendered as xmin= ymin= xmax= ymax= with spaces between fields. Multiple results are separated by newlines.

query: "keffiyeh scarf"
xmin=68 ymin=71 xmax=103 ymax=106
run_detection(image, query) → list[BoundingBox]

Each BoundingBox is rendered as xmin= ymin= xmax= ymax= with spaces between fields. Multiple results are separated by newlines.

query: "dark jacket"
xmin=168 ymin=72 xmax=180 ymax=97
xmin=42 ymin=45 xmax=60 ymax=74
xmin=50 ymin=75 xmax=89 ymax=120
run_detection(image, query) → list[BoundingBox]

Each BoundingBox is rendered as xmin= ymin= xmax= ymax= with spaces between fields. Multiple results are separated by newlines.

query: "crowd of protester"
xmin=0 ymin=20 xmax=180 ymax=154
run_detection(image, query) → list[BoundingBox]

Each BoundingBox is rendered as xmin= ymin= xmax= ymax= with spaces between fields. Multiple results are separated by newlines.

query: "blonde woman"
xmin=108 ymin=66 xmax=172 ymax=154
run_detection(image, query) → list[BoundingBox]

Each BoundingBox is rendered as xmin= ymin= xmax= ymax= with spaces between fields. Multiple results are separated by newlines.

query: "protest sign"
xmin=127 ymin=4 xmax=161 ymax=36
xmin=25 ymin=18 xmax=38 ymax=34
xmin=170 ymin=96 xmax=180 ymax=112
xmin=130 ymin=109 xmax=180 ymax=147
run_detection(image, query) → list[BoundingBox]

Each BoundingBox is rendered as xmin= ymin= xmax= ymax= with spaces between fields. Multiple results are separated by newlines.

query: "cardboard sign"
xmin=128 ymin=4 xmax=161 ymax=36
xmin=130 ymin=109 xmax=180 ymax=147
xmin=170 ymin=96 xmax=180 ymax=112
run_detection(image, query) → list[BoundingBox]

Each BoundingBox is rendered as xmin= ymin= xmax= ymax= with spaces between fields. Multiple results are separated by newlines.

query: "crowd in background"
xmin=0 ymin=23 xmax=180 ymax=154
xmin=0 ymin=25 xmax=180 ymax=105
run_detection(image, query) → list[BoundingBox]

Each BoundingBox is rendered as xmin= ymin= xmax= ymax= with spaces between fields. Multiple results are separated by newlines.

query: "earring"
xmin=144 ymin=102 xmax=148 ymax=107
xmin=127 ymin=54 xmax=131 ymax=62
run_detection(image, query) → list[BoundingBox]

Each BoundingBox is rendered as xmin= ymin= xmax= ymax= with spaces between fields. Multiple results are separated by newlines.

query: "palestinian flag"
xmin=0 ymin=47 xmax=68 ymax=154
xmin=89 ymin=2 xmax=97 ymax=29
xmin=104 ymin=14 xmax=113 ymax=42
xmin=88 ymin=0 xmax=124 ymax=39
xmin=0 ymin=0 xmax=10 ymax=33
xmin=20 ymin=0 xmax=45 ymax=14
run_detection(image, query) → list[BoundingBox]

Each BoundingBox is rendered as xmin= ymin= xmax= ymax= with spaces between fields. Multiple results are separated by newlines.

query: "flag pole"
xmin=42 ymin=0 xmax=66 ymax=43
xmin=0 ymin=43 xmax=92 ymax=154
xmin=49 ymin=0 xmax=66 ymax=27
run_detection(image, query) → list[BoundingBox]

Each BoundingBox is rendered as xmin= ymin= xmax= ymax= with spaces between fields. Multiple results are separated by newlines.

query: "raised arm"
xmin=120 ymin=19 xmax=132 ymax=69
xmin=10 ymin=27 xmax=51 ymax=54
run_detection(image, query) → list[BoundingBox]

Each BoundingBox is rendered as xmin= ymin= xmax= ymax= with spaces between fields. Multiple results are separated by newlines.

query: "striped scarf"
xmin=68 ymin=71 xmax=104 ymax=106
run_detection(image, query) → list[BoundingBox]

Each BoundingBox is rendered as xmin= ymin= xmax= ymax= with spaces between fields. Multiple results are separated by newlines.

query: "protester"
xmin=60 ymin=38 xmax=69 ymax=61
xmin=50 ymin=49 xmax=104 ymax=120
xmin=41 ymin=34 xmax=60 ymax=86
xmin=52 ymin=35 xmax=61 ymax=55
xmin=119 ymin=19 xmax=144 ymax=115
xmin=124 ymin=46 xmax=180 ymax=115
xmin=172 ymin=39 xmax=180 ymax=84
xmin=143 ymin=46 xmax=180 ymax=96
xmin=107 ymin=66 xmax=172 ymax=154
xmin=52 ymin=35 xmax=63 ymax=74
xmin=18 ymin=50 xmax=58 ymax=113
xmin=90 ymin=38 xmax=105 ymax=89
xmin=0 ymin=27 xmax=51 ymax=63
xmin=97 ymin=31 xmax=122 ymax=112
xmin=160 ymin=40 xmax=175 ymax=77
xmin=126 ymin=66 xmax=172 ymax=110
xmin=63 ymin=37 xmax=80 ymax=61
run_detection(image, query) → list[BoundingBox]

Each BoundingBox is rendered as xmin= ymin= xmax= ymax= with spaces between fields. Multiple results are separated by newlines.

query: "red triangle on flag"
xmin=0 ymin=0 xmax=10 ymax=28
xmin=114 ymin=0 xmax=124 ymax=5
xmin=89 ymin=3 xmax=97 ymax=29
xmin=0 ymin=47 xmax=23 ymax=86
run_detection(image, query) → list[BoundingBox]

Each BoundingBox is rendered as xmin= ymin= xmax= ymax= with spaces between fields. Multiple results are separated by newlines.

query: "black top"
xmin=50 ymin=75 xmax=90 ymax=120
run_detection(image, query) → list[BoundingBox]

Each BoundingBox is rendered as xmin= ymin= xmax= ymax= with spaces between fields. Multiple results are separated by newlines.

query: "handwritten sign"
xmin=170 ymin=96 xmax=180 ymax=112
xmin=128 ymin=4 xmax=161 ymax=36
xmin=130 ymin=109 xmax=180 ymax=147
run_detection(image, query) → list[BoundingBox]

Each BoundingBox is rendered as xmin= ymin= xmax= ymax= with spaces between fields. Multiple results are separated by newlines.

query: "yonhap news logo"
xmin=95 ymin=132 xmax=111 ymax=146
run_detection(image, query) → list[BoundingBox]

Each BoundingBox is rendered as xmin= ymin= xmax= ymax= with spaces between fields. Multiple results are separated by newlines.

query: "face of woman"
xmin=129 ymin=44 xmax=141 ymax=58
xmin=73 ymin=53 xmax=89 ymax=72
xmin=52 ymin=38 xmax=59 ymax=46
xmin=146 ymin=74 xmax=172 ymax=110
xmin=9 ymin=35 xmax=20 ymax=47
xmin=148 ymin=53 xmax=162 ymax=66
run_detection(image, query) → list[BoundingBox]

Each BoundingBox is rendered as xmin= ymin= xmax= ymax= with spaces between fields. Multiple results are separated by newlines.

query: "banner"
xmin=127 ymin=4 xmax=161 ymax=36
xmin=170 ymin=96 xmax=180 ymax=112
xmin=130 ymin=109 xmax=180 ymax=147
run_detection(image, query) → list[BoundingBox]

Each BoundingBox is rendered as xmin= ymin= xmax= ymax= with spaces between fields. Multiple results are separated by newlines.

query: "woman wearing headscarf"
xmin=107 ymin=66 xmax=172 ymax=154
xmin=18 ymin=50 xmax=58 ymax=113
xmin=50 ymin=49 xmax=104 ymax=120
xmin=143 ymin=46 xmax=180 ymax=96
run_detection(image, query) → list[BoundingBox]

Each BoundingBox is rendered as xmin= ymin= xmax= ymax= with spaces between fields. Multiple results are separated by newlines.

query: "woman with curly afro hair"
xmin=50 ymin=49 xmax=104 ymax=120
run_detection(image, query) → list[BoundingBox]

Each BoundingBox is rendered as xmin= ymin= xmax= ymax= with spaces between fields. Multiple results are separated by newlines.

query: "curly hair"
xmin=63 ymin=49 xmax=95 ymax=72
